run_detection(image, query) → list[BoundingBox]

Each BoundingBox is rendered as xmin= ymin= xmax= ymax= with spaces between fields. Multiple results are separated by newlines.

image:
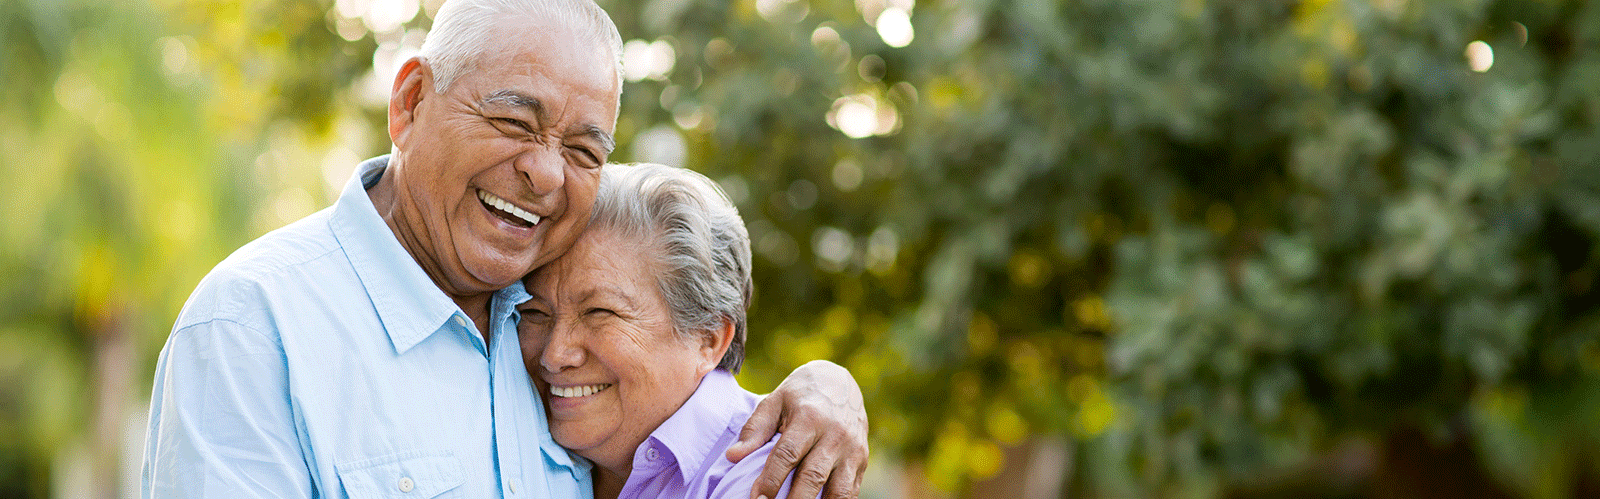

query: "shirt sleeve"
xmin=142 ymin=318 xmax=313 ymax=498
xmin=707 ymin=438 xmax=814 ymax=499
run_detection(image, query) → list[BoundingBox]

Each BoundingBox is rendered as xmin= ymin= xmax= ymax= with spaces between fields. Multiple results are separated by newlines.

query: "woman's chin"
xmin=552 ymin=427 xmax=608 ymax=455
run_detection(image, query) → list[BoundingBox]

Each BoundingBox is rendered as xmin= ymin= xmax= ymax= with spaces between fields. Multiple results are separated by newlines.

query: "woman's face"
xmin=518 ymin=228 xmax=724 ymax=470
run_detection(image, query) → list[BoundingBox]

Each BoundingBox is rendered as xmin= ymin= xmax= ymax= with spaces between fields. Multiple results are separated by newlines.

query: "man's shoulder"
xmin=175 ymin=208 xmax=349 ymax=328
xmin=234 ymin=208 xmax=345 ymax=266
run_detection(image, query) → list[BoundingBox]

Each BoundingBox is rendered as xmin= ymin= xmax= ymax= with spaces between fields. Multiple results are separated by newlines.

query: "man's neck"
xmin=452 ymin=293 xmax=493 ymax=343
xmin=368 ymin=165 xmax=495 ymax=344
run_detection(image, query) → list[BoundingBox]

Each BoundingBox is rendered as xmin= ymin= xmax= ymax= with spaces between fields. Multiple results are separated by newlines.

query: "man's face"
xmin=389 ymin=17 xmax=619 ymax=296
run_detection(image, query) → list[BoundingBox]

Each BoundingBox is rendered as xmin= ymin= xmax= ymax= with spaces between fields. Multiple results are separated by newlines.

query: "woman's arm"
xmin=724 ymin=360 xmax=868 ymax=499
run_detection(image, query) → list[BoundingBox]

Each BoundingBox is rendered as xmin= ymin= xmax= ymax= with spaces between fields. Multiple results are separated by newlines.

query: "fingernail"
xmin=756 ymin=496 xmax=768 ymax=499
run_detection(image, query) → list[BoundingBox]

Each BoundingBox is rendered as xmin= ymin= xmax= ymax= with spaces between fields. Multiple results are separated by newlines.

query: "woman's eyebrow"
xmin=576 ymin=285 xmax=638 ymax=310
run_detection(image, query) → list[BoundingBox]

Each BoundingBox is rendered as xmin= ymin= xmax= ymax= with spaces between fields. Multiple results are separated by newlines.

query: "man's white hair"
xmin=420 ymin=0 xmax=624 ymax=94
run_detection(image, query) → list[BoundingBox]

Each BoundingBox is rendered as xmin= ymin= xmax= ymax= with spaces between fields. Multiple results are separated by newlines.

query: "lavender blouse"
xmin=615 ymin=369 xmax=800 ymax=499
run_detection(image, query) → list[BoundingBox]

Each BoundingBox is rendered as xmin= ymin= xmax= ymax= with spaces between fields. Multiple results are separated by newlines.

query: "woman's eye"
xmin=518 ymin=308 xmax=550 ymax=321
xmin=585 ymin=308 xmax=615 ymax=317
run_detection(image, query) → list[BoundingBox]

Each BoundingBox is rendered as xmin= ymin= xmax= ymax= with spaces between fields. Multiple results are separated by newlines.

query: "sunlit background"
xmin=4 ymin=0 xmax=1600 ymax=497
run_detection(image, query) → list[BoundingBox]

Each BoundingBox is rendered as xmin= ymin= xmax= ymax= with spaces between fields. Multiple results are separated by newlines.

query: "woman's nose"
xmin=539 ymin=322 xmax=585 ymax=372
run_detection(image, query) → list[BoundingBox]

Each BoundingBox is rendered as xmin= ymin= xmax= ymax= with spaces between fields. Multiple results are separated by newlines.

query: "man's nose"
xmin=514 ymin=146 xmax=566 ymax=197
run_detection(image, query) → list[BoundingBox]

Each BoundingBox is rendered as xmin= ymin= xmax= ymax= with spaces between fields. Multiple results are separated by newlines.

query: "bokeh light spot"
xmin=875 ymin=7 xmax=914 ymax=48
xmin=1466 ymin=40 xmax=1493 ymax=72
xmin=623 ymin=39 xmax=676 ymax=82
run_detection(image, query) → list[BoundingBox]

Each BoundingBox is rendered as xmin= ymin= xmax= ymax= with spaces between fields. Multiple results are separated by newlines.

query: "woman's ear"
xmin=698 ymin=319 xmax=736 ymax=375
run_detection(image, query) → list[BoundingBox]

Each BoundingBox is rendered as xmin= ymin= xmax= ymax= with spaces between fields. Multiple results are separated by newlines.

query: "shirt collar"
xmin=328 ymin=155 xmax=467 ymax=354
xmin=493 ymin=278 xmax=532 ymax=321
xmin=643 ymin=370 xmax=746 ymax=482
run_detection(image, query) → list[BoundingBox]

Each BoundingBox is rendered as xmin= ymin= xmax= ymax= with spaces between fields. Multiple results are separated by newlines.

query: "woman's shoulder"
xmin=697 ymin=372 xmax=818 ymax=499
xmin=706 ymin=436 xmax=806 ymax=499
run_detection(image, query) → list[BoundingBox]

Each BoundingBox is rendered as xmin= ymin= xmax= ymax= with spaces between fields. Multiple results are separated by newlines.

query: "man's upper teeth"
xmin=479 ymin=190 xmax=540 ymax=225
xmin=551 ymin=384 xmax=611 ymax=398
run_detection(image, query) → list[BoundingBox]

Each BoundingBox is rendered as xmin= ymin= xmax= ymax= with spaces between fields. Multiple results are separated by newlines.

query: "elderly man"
xmin=141 ymin=0 xmax=867 ymax=498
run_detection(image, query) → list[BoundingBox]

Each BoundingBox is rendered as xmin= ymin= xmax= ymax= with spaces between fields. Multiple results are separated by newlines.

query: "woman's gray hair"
xmin=589 ymin=163 xmax=753 ymax=373
xmin=420 ymin=0 xmax=624 ymax=94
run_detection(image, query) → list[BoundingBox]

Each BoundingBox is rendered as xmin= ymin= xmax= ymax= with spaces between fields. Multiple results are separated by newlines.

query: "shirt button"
xmin=453 ymin=315 xmax=468 ymax=328
xmin=509 ymin=480 xmax=517 ymax=494
xmin=398 ymin=477 xmax=415 ymax=493
xmin=645 ymin=447 xmax=660 ymax=461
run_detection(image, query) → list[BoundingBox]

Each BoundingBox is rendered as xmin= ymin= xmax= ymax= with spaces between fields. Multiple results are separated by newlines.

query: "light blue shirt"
xmin=142 ymin=156 xmax=591 ymax=498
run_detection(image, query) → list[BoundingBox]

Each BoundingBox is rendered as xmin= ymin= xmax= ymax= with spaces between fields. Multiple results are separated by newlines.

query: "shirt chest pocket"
xmin=336 ymin=451 xmax=465 ymax=499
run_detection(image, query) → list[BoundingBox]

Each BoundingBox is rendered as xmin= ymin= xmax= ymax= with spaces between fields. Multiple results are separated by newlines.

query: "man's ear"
xmin=388 ymin=56 xmax=432 ymax=148
xmin=698 ymin=319 xmax=736 ymax=375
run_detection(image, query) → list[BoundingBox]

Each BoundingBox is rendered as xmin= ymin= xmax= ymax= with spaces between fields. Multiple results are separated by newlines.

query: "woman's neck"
xmin=592 ymin=464 xmax=630 ymax=499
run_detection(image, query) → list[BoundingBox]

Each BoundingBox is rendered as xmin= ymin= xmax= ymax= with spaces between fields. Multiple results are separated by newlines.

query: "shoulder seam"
xmin=246 ymin=244 xmax=344 ymax=278
xmin=172 ymin=316 xmax=278 ymax=343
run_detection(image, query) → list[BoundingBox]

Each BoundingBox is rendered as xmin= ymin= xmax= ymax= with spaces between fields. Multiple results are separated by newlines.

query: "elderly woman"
xmin=518 ymin=162 xmax=817 ymax=499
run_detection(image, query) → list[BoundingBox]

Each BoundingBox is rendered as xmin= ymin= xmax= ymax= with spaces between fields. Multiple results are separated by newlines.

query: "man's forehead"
xmin=463 ymin=20 xmax=620 ymax=116
xmin=485 ymin=18 xmax=617 ymax=77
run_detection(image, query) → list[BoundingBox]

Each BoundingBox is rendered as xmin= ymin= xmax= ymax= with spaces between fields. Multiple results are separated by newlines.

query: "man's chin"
xmin=459 ymin=252 xmax=542 ymax=293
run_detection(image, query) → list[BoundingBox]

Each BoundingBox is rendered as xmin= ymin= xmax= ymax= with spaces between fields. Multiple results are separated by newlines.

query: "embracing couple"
xmin=140 ymin=1 xmax=868 ymax=498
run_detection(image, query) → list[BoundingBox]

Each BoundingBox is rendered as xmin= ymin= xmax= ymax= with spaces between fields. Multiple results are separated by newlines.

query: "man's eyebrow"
xmin=483 ymin=89 xmax=546 ymax=121
xmin=581 ymin=124 xmax=616 ymax=154
xmin=484 ymin=90 xmax=613 ymax=154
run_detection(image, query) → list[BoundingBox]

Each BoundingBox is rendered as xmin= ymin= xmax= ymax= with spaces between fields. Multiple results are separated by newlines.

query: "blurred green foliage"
xmin=5 ymin=0 xmax=1600 ymax=497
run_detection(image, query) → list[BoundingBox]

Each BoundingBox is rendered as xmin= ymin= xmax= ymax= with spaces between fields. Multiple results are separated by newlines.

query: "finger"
xmin=783 ymin=451 xmax=833 ymax=499
xmin=848 ymin=431 xmax=869 ymax=494
xmin=818 ymin=460 xmax=860 ymax=499
xmin=853 ymin=449 xmax=868 ymax=491
xmin=727 ymin=394 xmax=782 ymax=463
xmin=750 ymin=429 xmax=820 ymax=499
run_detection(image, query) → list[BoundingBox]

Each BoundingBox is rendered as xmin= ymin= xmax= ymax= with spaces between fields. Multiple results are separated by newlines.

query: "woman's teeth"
xmin=550 ymin=384 xmax=612 ymax=398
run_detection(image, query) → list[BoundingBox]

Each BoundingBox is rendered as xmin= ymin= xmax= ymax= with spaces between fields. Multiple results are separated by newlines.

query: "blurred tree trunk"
xmin=966 ymin=437 xmax=1071 ymax=499
xmin=86 ymin=310 xmax=134 ymax=499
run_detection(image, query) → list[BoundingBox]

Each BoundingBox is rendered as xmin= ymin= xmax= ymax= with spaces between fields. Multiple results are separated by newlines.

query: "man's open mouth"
xmin=478 ymin=189 xmax=540 ymax=228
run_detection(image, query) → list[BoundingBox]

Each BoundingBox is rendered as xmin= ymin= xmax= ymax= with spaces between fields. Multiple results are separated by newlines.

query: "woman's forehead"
xmin=529 ymin=230 xmax=653 ymax=296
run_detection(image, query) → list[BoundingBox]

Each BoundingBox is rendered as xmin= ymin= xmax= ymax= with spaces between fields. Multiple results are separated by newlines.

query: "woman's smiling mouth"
xmin=550 ymin=383 xmax=613 ymax=398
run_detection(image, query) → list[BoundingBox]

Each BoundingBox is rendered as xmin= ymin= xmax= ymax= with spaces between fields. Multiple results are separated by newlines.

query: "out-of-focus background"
xmin=4 ymin=0 xmax=1600 ymax=497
